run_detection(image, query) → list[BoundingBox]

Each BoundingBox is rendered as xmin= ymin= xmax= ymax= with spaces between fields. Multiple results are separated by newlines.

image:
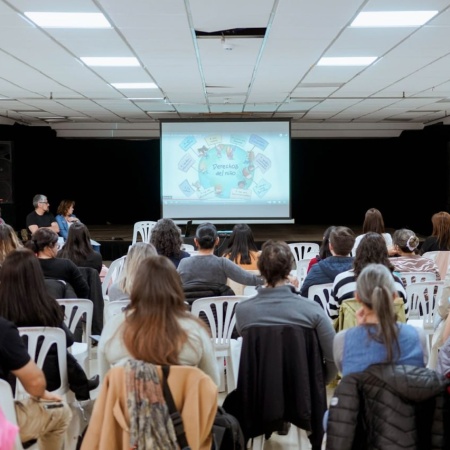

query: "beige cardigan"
xmin=81 ymin=364 xmax=218 ymax=450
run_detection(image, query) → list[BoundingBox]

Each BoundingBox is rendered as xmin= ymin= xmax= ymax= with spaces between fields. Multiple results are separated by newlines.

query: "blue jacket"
xmin=300 ymin=256 xmax=354 ymax=297
xmin=55 ymin=214 xmax=77 ymax=240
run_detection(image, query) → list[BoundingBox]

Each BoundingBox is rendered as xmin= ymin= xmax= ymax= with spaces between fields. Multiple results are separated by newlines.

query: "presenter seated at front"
xmin=26 ymin=194 xmax=59 ymax=235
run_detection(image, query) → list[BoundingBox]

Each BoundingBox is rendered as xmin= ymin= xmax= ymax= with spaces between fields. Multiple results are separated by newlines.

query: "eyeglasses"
xmin=39 ymin=201 xmax=49 ymax=204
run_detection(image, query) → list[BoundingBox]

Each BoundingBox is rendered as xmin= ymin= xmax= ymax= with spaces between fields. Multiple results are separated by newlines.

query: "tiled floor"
xmin=88 ymin=348 xmax=334 ymax=449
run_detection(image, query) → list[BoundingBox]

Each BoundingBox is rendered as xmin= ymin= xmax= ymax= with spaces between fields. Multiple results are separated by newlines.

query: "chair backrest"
xmin=17 ymin=327 xmax=69 ymax=398
xmin=405 ymin=281 xmax=444 ymax=324
xmin=0 ymin=379 xmax=22 ymax=450
xmin=103 ymin=299 xmax=130 ymax=323
xmin=56 ymin=298 xmax=93 ymax=344
xmin=181 ymin=243 xmax=195 ymax=253
xmin=191 ymin=296 xmax=248 ymax=347
xmin=288 ymin=242 xmax=319 ymax=269
xmin=307 ymin=283 xmax=333 ymax=317
xmin=297 ymin=258 xmax=312 ymax=287
xmin=102 ymin=255 xmax=127 ymax=300
xmin=131 ymin=221 xmax=157 ymax=245
xmin=397 ymin=271 xmax=437 ymax=287
xmin=422 ymin=251 xmax=450 ymax=280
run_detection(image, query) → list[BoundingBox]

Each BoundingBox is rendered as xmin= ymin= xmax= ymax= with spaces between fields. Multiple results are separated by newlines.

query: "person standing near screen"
xmin=26 ymin=194 xmax=59 ymax=236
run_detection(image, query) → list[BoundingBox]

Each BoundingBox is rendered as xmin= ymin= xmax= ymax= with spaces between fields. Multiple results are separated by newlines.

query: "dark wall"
xmin=2 ymin=122 xmax=449 ymax=236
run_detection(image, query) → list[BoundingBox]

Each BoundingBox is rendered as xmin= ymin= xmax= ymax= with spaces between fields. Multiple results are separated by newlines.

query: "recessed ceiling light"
xmin=317 ymin=57 xmax=377 ymax=66
xmin=81 ymin=57 xmax=140 ymax=67
xmin=24 ymin=12 xmax=111 ymax=28
xmin=351 ymin=11 xmax=438 ymax=27
xmin=111 ymin=83 xmax=158 ymax=89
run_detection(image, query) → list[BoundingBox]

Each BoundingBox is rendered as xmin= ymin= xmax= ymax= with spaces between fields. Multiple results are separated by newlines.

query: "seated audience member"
xmin=98 ymin=255 xmax=220 ymax=385
xmin=25 ymin=194 xmax=59 ymax=235
xmin=25 ymin=228 xmax=89 ymax=298
xmin=419 ymin=211 xmax=450 ymax=254
xmin=331 ymin=232 xmax=407 ymax=320
xmin=55 ymin=199 xmax=79 ymax=240
xmin=108 ymin=242 xmax=157 ymax=302
xmin=150 ymin=217 xmax=190 ymax=268
xmin=0 ymin=223 xmax=23 ymax=265
xmin=333 ymin=263 xmax=428 ymax=377
xmin=0 ymin=248 xmax=99 ymax=401
xmin=352 ymin=208 xmax=392 ymax=255
xmin=57 ymin=221 xmax=103 ymax=273
xmin=307 ymin=225 xmax=335 ymax=273
xmin=221 ymin=223 xmax=261 ymax=270
xmin=235 ymin=240 xmax=337 ymax=383
xmin=177 ymin=222 xmax=266 ymax=291
xmin=0 ymin=316 xmax=72 ymax=449
xmin=389 ymin=228 xmax=441 ymax=279
xmin=300 ymin=226 xmax=355 ymax=297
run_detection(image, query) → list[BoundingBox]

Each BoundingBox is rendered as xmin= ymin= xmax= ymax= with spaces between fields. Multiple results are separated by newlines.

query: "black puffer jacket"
xmin=326 ymin=364 xmax=450 ymax=450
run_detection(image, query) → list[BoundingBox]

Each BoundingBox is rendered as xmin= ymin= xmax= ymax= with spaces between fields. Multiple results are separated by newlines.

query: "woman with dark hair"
xmin=352 ymin=208 xmax=392 ymax=254
xmin=0 ymin=248 xmax=98 ymax=399
xmin=57 ymin=221 xmax=103 ymax=273
xmin=221 ymin=223 xmax=260 ymax=270
xmin=330 ymin=232 xmax=407 ymax=320
xmin=98 ymin=254 xmax=219 ymax=383
xmin=25 ymin=227 xmax=89 ymax=298
xmin=150 ymin=217 xmax=190 ymax=268
xmin=177 ymin=222 xmax=265 ymax=290
xmin=55 ymin=199 xmax=79 ymax=240
xmin=307 ymin=225 xmax=336 ymax=273
xmin=333 ymin=263 xmax=428 ymax=376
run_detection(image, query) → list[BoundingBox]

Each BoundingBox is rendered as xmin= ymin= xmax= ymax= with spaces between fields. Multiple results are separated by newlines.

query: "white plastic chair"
xmin=190 ymin=296 xmax=248 ymax=394
xmin=406 ymin=280 xmax=444 ymax=368
xmin=297 ymin=258 xmax=312 ymax=288
xmin=131 ymin=221 xmax=157 ymax=245
xmin=102 ymin=255 xmax=126 ymax=301
xmin=56 ymin=298 xmax=94 ymax=376
xmin=422 ymin=251 xmax=450 ymax=280
xmin=103 ymin=299 xmax=130 ymax=323
xmin=397 ymin=271 xmax=437 ymax=287
xmin=181 ymin=243 xmax=195 ymax=253
xmin=0 ymin=379 xmax=28 ymax=450
xmin=17 ymin=327 xmax=79 ymax=450
xmin=307 ymin=283 xmax=334 ymax=318
xmin=288 ymin=242 xmax=319 ymax=270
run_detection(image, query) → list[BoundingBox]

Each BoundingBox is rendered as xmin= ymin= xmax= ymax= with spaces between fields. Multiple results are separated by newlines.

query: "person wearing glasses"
xmin=26 ymin=194 xmax=59 ymax=236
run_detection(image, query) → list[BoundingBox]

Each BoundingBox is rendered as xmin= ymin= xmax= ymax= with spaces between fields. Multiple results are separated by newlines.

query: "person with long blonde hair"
xmin=0 ymin=223 xmax=23 ymax=264
xmin=98 ymin=255 xmax=219 ymax=384
xmin=108 ymin=242 xmax=157 ymax=302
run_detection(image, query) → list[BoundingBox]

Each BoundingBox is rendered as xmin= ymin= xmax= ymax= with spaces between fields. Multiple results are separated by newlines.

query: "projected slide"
xmin=161 ymin=120 xmax=291 ymax=220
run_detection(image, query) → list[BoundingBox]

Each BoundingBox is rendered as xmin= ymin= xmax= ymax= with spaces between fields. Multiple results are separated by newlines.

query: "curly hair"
xmin=353 ymin=232 xmax=394 ymax=278
xmin=150 ymin=218 xmax=183 ymax=258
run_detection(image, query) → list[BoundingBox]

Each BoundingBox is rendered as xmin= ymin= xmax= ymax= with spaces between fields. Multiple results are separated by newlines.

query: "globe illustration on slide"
xmin=198 ymin=144 xmax=254 ymax=198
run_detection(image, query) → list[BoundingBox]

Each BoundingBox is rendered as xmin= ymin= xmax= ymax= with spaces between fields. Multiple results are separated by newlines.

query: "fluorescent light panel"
xmin=24 ymin=12 xmax=111 ymax=28
xmin=351 ymin=11 xmax=438 ymax=27
xmin=81 ymin=57 xmax=139 ymax=67
xmin=111 ymin=83 xmax=158 ymax=89
xmin=317 ymin=57 xmax=377 ymax=66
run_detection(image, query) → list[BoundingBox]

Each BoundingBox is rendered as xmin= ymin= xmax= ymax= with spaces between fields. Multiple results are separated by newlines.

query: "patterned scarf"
xmin=125 ymin=359 xmax=178 ymax=449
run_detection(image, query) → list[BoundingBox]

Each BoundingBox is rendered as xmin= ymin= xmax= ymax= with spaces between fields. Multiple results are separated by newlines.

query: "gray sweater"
xmin=177 ymin=254 xmax=264 ymax=287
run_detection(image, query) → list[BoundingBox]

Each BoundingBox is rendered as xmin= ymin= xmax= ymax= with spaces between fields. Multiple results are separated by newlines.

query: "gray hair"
xmin=32 ymin=194 xmax=47 ymax=209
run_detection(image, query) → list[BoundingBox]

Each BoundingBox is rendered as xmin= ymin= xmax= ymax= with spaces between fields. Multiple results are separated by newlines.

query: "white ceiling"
xmin=1 ymin=0 xmax=450 ymax=138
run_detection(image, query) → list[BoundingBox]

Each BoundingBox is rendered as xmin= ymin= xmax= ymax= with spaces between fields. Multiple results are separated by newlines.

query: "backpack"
xmin=212 ymin=405 xmax=246 ymax=450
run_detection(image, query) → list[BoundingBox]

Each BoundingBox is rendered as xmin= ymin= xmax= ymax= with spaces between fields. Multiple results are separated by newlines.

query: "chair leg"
xmin=65 ymin=404 xmax=81 ymax=450
xmin=250 ymin=435 xmax=265 ymax=450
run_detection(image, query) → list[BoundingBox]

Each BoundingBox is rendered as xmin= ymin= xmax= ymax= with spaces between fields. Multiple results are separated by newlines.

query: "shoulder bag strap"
xmin=161 ymin=365 xmax=191 ymax=450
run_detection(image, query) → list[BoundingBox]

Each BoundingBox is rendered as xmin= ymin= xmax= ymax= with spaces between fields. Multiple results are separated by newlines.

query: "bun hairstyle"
xmin=195 ymin=222 xmax=217 ymax=249
xmin=392 ymin=228 xmax=419 ymax=253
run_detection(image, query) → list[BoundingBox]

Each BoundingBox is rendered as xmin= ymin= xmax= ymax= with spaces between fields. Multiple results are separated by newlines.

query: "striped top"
xmin=330 ymin=268 xmax=408 ymax=320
